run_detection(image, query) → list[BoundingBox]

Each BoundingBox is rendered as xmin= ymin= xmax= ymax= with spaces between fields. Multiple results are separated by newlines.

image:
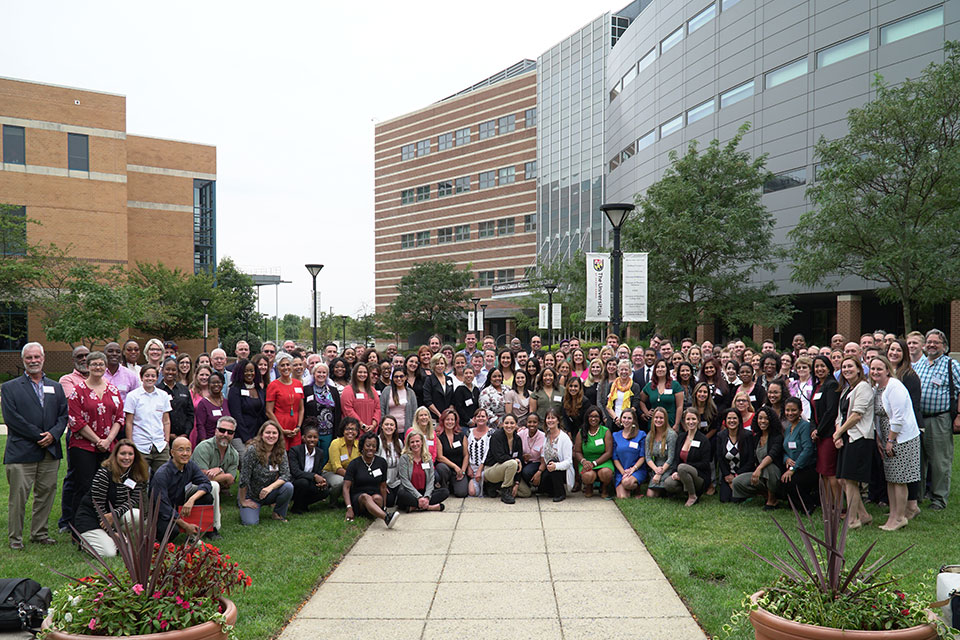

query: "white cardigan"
xmin=544 ymin=430 xmax=575 ymax=488
xmin=836 ymin=380 xmax=875 ymax=441
xmin=879 ymin=377 xmax=920 ymax=443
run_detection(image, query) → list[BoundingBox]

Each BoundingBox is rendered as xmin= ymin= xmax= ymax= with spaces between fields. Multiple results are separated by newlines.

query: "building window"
xmin=721 ymin=0 xmax=741 ymax=8
xmin=524 ymin=214 xmax=536 ymax=232
xmin=455 ymin=176 xmax=471 ymax=193
xmin=621 ymin=65 xmax=638 ymax=90
xmin=455 ymin=224 xmax=470 ymax=241
xmin=817 ymin=33 xmax=869 ymax=68
xmin=661 ymin=26 xmax=683 ymax=54
xmin=763 ymin=168 xmax=807 ymax=193
xmin=687 ymin=97 xmax=715 ymax=124
xmin=524 ymin=161 xmax=537 ymax=180
xmin=621 ymin=141 xmax=637 ymax=162
xmin=765 ymin=57 xmax=808 ymax=89
xmin=479 ymin=171 xmax=496 ymax=189
xmin=660 ymin=114 xmax=683 ymax=138
xmin=479 ymin=120 xmax=496 ymax=139
xmin=497 ymin=217 xmax=515 ymax=236
xmin=416 ymin=185 xmax=430 ymax=201
xmin=478 ymin=221 xmax=495 ymax=238
xmin=609 ymin=81 xmax=622 ymax=102
xmin=416 ymin=139 xmax=431 ymax=157
xmin=438 ymin=180 xmax=453 ymax=197
xmin=401 ymin=143 xmax=415 ymax=160
xmin=497 ymin=269 xmax=515 ymax=283
xmin=455 ymin=127 xmax=471 ymax=146
xmin=881 ymin=6 xmax=944 ymax=45
xmin=416 ymin=230 xmax=430 ymax=246
xmin=638 ymin=48 xmax=656 ymax=74
xmin=438 ymin=132 xmax=453 ymax=151
xmin=401 ymin=189 xmax=415 ymax=204
xmin=2 ymin=125 xmax=25 ymax=165
xmin=720 ymin=79 xmax=755 ymax=108
xmin=193 ymin=179 xmax=216 ymax=274
xmin=401 ymin=233 xmax=415 ymax=249
xmin=499 ymin=166 xmax=515 ymax=185
xmin=689 ymin=4 xmax=716 ymax=33
xmin=525 ymin=108 xmax=537 ymax=128
xmin=438 ymin=227 xmax=454 ymax=244
xmin=0 ymin=303 xmax=27 ymax=352
xmin=0 ymin=205 xmax=27 ymax=256
xmin=498 ymin=114 xmax=516 ymax=134
xmin=609 ymin=155 xmax=621 ymax=173
xmin=637 ymin=129 xmax=656 ymax=151
xmin=478 ymin=271 xmax=495 ymax=287
xmin=68 ymin=133 xmax=89 ymax=171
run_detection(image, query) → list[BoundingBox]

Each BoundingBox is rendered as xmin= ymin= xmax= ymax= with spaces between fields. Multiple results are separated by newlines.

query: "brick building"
xmin=373 ymin=61 xmax=538 ymax=343
xmin=0 ymin=76 xmax=216 ymax=371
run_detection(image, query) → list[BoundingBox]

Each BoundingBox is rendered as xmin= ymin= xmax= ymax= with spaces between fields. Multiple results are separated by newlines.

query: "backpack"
xmin=0 ymin=578 xmax=52 ymax=631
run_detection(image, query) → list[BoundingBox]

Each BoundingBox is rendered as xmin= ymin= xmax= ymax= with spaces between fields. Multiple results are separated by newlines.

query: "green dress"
xmin=642 ymin=381 xmax=682 ymax=421
xmin=579 ymin=424 xmax=614 ymax=472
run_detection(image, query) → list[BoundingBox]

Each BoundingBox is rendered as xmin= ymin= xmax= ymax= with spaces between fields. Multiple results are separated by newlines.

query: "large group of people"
xmin=4 ymin=327 xmax=957 ymax=552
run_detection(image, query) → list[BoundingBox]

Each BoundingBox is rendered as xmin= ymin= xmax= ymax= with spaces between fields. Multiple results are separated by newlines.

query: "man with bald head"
xmin=59 ymin=346 xmax=89 ymax=398
xmin=150 ymin=436 xmax=211 ymax=539
xmin=102 ymin=342 xmax=139 ymax=401
xmin=226 ymin=340 xmax=250 ymax=373
xmin=844 ymin=342 xmax=869 ymax=374
xmin=831 ymin=334 xmax=846 ymax=351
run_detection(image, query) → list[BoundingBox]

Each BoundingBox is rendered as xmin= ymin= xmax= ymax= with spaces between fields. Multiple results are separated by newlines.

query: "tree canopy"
xmin=385 ymin=261 xmax=473 ymax=338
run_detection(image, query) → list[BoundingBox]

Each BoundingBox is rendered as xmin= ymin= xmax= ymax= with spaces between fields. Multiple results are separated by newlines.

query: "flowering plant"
xmin=39 ymin=495 xmax=249 ymax=637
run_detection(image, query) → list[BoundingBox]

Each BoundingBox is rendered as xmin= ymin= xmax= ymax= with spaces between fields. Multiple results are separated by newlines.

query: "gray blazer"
xmin=2 ymin=374 xmax=69 ymax=464
xmin=397 ymin=453 xmax=435 ymax=499
xmin=380 ymin=386 xmax=417 ymax=431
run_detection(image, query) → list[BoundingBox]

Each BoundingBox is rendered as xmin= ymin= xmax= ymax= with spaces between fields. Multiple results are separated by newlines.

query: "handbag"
xmin=934 ymin=565 xmax=960 ymax=630
xmin=0 ymin=578 xmax=51 ymax=631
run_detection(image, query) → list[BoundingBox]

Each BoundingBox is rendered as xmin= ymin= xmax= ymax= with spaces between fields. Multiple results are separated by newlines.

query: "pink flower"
xmin=132 ymin=583 xmax=144 ymax=595
xmin=152 ymin=592 xmax=163 ymax=599
xmin=88 ymin=618 xmax=96 ymax=630
xmin=160 ymin=620 xmax=168 ymax=630
xmin=175 ymin=596 xmax=184 ymax=605
xmin=182 ymin=601 xmax=191 ymax=610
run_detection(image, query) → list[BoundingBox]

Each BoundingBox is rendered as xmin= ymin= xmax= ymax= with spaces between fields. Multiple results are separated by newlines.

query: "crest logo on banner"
xmin=585 ymin=253 xmax=610 ymax=322
xmin=593 ymin=258 xmax=604 ymax=272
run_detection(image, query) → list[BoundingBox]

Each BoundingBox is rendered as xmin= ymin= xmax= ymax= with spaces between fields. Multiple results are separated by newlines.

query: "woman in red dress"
xmin=266 ymin=352 xmax=304 ymax=449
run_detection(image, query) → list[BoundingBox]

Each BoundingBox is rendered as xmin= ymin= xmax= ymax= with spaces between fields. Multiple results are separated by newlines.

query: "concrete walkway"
xmin=279 ymin=493 xmax=707 ymax=640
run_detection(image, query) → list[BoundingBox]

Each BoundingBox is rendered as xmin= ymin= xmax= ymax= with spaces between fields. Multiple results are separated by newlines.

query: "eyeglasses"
xmin=263 ymin=349 xmax=276 ymax=355
xmin=217 ymin=428 xmax=236 ymax=435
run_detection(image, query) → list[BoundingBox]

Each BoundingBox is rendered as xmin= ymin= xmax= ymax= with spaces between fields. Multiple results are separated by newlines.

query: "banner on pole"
xmin=585 ymin=252 xmax=611 ymax=322
xmin=539 ymin=303 xmax=562 ymax=330
xmin=622 ymin=252 xmax=648 ymax=323
xmin=467 ymin=311 xmax=476 ymax=332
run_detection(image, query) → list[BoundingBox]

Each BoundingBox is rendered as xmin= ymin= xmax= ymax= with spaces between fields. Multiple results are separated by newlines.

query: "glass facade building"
xmin=193 ymin=179 xmax=216 ymax=274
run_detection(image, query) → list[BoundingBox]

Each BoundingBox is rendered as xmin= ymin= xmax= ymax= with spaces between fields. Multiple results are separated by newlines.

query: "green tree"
xmin=386 ymin=261 xmax=473 ymax=337
xmin=211 ymin=257 xmax=260 ymax=344
xmin=621 ymin=123 xmax=794 ymax=338
xmin=129 ymin=262 xmax=216 ymax=341
xmin=280 ymin=314 xmax=303 ymax=341
xmin=790 ymin=43 xmax=960 ymax=333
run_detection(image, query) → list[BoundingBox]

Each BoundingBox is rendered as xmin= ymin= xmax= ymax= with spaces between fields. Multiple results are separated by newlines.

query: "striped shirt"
xmin=914 ymin=354 xmax=960 ymax=415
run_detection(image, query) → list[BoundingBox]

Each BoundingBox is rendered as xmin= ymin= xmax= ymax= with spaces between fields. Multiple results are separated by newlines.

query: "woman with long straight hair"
xmin=833 ymin=355 xmax=875 ymax=529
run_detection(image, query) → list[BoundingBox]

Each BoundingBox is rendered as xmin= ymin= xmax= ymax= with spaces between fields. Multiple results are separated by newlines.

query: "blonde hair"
xmin=584 ymin=358 xmax=604 ymax=388
xmin=648 ymin=407 xmax=670 ymax=446
xmin=599 ymin=345 xmax=615 ymax=361
xmin=412 ymin=406 xmax=435 ymax=439
xmin=402 ymin=430 xmax=432 ymax=463
xmin=733 ymin=390 xmax=754 ymax=414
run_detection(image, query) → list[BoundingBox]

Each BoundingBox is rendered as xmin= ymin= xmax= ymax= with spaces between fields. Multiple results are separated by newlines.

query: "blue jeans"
xmin=239 ymin=482 xmax=293 ymax=525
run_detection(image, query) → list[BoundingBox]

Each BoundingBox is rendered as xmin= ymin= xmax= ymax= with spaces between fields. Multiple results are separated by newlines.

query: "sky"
xmin=6 ymin=0 xmax=616 ymax=321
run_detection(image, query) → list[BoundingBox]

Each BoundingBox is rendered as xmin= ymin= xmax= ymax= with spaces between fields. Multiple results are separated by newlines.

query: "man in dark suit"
xmin=632 ymin=347 xmax=658 ymax=388
xmin=287 ymin=422 xmax=330 ymax=513
xmin=2 ymin=342 xmax=69 ymax=550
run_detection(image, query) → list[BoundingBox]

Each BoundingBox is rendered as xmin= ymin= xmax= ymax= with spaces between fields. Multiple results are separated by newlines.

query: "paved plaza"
xmin=279 ymin=493 xmax=707 ymax=640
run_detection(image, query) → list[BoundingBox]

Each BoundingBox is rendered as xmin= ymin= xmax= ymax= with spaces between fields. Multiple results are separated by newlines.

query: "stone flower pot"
xmin=41 ymin=597 xmax=237 ymax=640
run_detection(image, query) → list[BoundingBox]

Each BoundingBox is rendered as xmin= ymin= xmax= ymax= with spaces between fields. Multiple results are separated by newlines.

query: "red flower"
xmin=898 ymin=592 xmax=906 ymax=601
xmin=901 ymin=609 xmax=910 ymax=615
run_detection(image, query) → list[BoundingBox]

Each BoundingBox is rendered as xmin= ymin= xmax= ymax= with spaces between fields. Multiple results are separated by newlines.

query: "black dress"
xmin=157 ymin=380 xmax=194 ymax=438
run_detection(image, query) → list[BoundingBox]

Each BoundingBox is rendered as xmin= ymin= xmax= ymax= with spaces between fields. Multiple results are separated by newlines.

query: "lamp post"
xmin=341 ymin=315 xmax=348 ymax=349
xmin=200 ymin=298 xmax=211 ymax=353
xmin=305 ymin=264 xmax=324 ymax=353
xmin=544 ymin=282 xmax=557 ymax=352
xmin=470 ymin=297 xmax=481 ymax=332
xmin=479 ymin=304 xmax=487 ymax=336
xmin=600 ymin=202 xmax=635 ymax=340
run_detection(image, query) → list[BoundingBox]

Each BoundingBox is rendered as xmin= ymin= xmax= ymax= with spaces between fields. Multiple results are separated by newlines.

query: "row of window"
xmin=477 ymin=269 xmax=516 ymax=287
xmin=399 ymin=108 xmax=537 ymax=160
xmin=607 ymin=5 xmax=945 ymax=173
xmin=2 ymin=125 xmax=90 ymax=171
xmin=399 ymin=161 xmax=536 ymax=204
xmin=398 ymin=214 xmax=536 ymax=249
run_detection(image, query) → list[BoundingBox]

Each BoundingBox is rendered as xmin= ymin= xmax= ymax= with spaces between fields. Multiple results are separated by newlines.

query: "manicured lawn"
xmin=618 ymin=439 xmax=960 ymax=639
xmin=0 ymin=435 xmax=367 ymax=639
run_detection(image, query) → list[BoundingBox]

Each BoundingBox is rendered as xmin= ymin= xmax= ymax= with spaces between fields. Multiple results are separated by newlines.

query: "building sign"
xmin=491 ymin=278 xmax=532 ymax=299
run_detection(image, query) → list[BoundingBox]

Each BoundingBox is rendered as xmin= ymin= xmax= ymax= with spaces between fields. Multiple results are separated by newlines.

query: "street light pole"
xmin=341 ymin=315 xmax=348 ymax=349
xmin=305 ymin=264 xmax=324 ymax=353
xmin=600 ymin=202 xmax=635 ymax=340
xmin=200 ymin=298 xmax=211 ymax=353
xmin=544 ymin=283 xmax=557 ymax=352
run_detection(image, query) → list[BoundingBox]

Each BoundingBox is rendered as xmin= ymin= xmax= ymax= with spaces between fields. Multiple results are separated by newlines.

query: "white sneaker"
xmin=385 ymin=511 xmax=399 ymax=529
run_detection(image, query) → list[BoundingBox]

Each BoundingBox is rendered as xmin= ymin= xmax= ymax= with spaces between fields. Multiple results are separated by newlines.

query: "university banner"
xmin=585 ymin=252 xmax=611 ymax=322
xmin=622 ymin=252 xmax=648 ymax=322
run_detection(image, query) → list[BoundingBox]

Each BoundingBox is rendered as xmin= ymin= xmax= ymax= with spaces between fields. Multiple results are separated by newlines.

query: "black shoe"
xmin=204 ymin=529 xmax=222 ymax=540
xmin=438 ymin=503 xmax=445 ymax=512
xmin=385 ymin=511 xmax=399 ymax=529
xmin=500 ymin=487 xmax=516 ymax=504
xmin=762 ymin=504 xmax=778 ymax=511
xmin=553 ymin=494 xmax=566 ymax=502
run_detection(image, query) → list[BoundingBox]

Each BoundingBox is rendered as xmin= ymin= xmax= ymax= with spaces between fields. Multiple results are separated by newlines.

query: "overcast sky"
xmin=7 ymin=0 xmax=615 ymax=320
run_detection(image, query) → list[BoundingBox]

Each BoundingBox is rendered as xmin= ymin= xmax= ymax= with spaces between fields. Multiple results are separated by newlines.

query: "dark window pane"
xmin=3 ymin=126 xmax=25 ymax=165
xmin=68 ymin=133 xmax=89 ymax=171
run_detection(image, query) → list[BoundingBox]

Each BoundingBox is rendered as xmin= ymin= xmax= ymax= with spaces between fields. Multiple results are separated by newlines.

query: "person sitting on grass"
xmin=189 ymin=415 xmax=239 ymax=540
xmin=574 ymin=405 xmax=615 ymax=499
xmin=237 ymin=421 xmax=294 ymax=525
xmin=150 ymin=436 xmax=211 ymax=539
xmin=612 ymin=407 xmax=647 ymax=499
xmin=287 ymin=421 xmax=331 ymax=514
xmin=344 ymin=432 xmax=397 ymax=528
xmin=397 ymin=431 xmax=449 ymax=513
xmin=732 ymin=406 xmax=783 ymax=510
xmin=663 ymin=409 xmax=713 ymax=507
xmin=322 ymin=417 xmax=362 ymax=506
xmin=645 ymin=407 xmax=677 ymax=498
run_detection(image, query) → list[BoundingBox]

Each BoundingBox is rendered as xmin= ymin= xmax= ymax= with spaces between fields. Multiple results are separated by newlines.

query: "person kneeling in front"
xmin=150 ymin=437 xmax=212 ymax=540
xmin=344 ymin=432 xmax=397 ymax=528
xmin=288 ymin=421 xmax=330 ymax=513
xmin=397 ymin=430 xmax=449 ymax=512
xmin=237 ymin=421 xmax=294 ymax=524
xmin=483 ymin=413 xmax=528 ymax=504
xmin=190 ymin=416 xmax=239 ymax=539
xmin=322 ymin=417 xmax=361 ymax=506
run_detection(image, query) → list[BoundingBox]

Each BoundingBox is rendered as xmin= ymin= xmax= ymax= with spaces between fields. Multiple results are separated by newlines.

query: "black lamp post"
xmin=544 ymin=282 xmax=557 ymax=352
xmin=305 ymin=264 xmax=324 ymax=353
xmin=200 ymin=298 xmax=211 ymax=353
xmin=600 ymin=202 xmax=635 ymax=339
xmin=341 ymin=315 xmax=348 ymax=349
xmin=471 ymin=297 xmax=481 ymax=332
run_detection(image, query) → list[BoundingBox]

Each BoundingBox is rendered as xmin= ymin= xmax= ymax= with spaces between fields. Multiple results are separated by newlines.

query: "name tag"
xmin=594 ymin=438 xmax=603 ymax=446
xmin=399 ymin=395 xmax=406 ymax=405
xmin=372 ymin=468 xmax=382 ymax=477
xmin=629 ymin=441 xmax=639 ymax=449
xmin=113 ymin=396 xmax=120 ymax=406
xmin=340 ymin=453 xmax=349 ymax=461
xmin=691 ymin=440 xmax=701 ymax=448
xmin=241 ymin=389 xmax=250 ymax=397
xmin=465 ymin=399 xmax=473 ymax=406
xmin=714 ymin=388 xmax=723 ymax=396
xmin=749 ymin=395 xmax=756 ymax=401
xmin=212 ymin=409 xmax=222 ymax=417
xmin=787 ymin=441 xmax=797 ymax=450
xmin=553 ymin=395 xmax=562 ymax=402
xmin=123 ymin=478 xmax=137 ymax=489
xmin=294 ymin=387 xmax=303 ymax=394
xmin=43 ymin=386 xmax=56 ymax=394
xmin=306 ymin=395 xmax=315 ymax=402
xmin=356 ymin=392 xmax=365 ymax=399
xmin=421 ymin=462 xmax=431 ymax=470
xmin=663 ymin=389 xmax=673 ymax=395
xmin=426 ymin=439 xmax=434 ymax=446
xmin=452 ymin=441 xmax=462 ymax=448
xmin=813 ymin=392 xmax=822 ymax=400
xmin=700 ymin=421 xmax=708 ymax=428
xmin=512 ymin=451 xmax=519 ymax=458
xmin=932 ymin=375 xmax=944 ymax=386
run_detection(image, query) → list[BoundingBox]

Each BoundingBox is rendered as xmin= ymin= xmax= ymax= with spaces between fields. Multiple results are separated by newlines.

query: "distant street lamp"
xmin=341 ymin=315 xmax=348 ymax=349
xmin=600 ymin=202 xmax=635 ymax=339
xmin=544 ymin=283 xmax=557 ymax=351
xmin=305 ymin=264 xmax=324 ymax=353
xmin=200 ymin=298 xmax=211 ymax=353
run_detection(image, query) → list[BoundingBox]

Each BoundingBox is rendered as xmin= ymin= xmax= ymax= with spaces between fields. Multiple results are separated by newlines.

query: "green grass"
xmin=618 ymin=439 xmax=960 ymax=639
xmin=0 ymin=435 xmax=367 ymax=639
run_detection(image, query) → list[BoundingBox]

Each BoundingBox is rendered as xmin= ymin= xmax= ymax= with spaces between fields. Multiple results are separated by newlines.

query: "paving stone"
xmin=440 ymin=552 xmax=550 ymax=582
xmin=429 ymin=581 xmax=557 ymax=619
xmin=561 ymin=616 xmax=707 ymax=639
xmin=297 ymin=582 xmax=437 ymax=619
